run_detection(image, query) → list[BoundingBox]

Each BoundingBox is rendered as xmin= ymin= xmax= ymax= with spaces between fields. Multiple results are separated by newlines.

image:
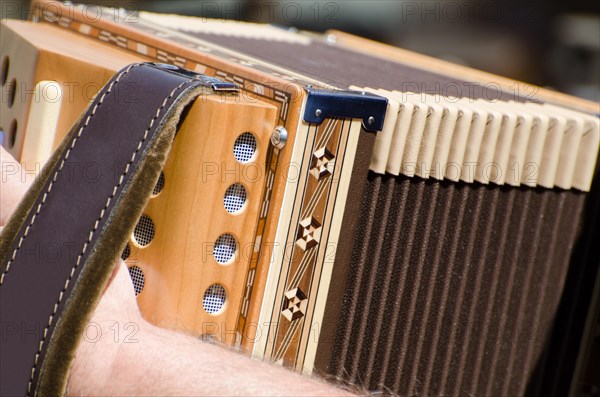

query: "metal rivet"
xmin=315 ymin=109 xmax=322 ymax=117
xmin=271 ymin=126 xmax=288 ymax=149
xmin=368 ymin=116 xmax=375 ymax=125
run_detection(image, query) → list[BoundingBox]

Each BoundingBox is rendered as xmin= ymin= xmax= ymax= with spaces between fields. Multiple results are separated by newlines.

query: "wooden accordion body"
xmin=1 ymin=2 xmax=599 ymax=396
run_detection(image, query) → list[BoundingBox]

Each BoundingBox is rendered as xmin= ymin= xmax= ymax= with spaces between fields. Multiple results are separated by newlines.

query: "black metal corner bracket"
xmin=303 ymin=88 xmax=388 ymax=132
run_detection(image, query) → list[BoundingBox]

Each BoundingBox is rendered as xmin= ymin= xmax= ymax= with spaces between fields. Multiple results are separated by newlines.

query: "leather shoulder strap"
xmin=0 ymin=62 xmax=227 ymax=396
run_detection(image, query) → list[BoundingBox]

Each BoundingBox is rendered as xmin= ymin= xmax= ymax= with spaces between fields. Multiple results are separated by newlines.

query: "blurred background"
xmin=2 ymin=0 xmax=599 ymax=102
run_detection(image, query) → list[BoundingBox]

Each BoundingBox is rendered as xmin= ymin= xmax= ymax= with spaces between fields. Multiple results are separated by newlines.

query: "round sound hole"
xmin=133 ymin=214 xmax=155 ymax=247
xmin=7 ymin=78 xmax=16 ymax=108
xmin=233 ymin=132 xmax=257 ymax=163
xmin=1 ymin=56 xmax=9 ymax=86
xmin=128 ymin=266 xmax=145 ymax=296
xmin=203 ymin=284 xmax=226 ymax=314
xmin=223 ymin=183 xmax=247 ymax=214
xmin=8 ymin=119 xmax=17 ymax=148
xmin=213 ymin=234 xmax=236 ymax=264
xmin=152 ymin=171 xmax=165 ymax=196
xmin=121 ymin=243 xmax=131 ymax=261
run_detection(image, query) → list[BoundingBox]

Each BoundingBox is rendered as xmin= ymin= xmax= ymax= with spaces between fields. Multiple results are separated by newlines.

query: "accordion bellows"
xmin=7 ymin=5 xmax=600 ymax=396
xmin=318 ymin=175 xmax=585 ymax=396
xmin=157 ymin=16 xmax=598 ymax=395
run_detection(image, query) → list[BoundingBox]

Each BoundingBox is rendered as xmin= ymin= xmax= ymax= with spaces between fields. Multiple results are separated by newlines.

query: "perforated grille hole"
xmin=133 ymin=215 xmax=155 ymax=247
xmin=224 ymin=183 xmax=247 ymax=214
xmin=128 ymin=266 xmax=145 ymax=296
xmin=233 ymin=132 xmax=257 ymax=163
xmin=7 ymin=78 xmax=16 ymax=108
xmin=152 ymin=172 xmax=165 ymax=196
xmin=1 ymin=56 xmax=9 ymax=86
xmin=8 ymin=119 xmax=17 ymax=148
xmin=203 ymin=284 xmax=226 ymax=314
xmin=121 ymin=243 xmax=131 ymax=261
xmin=213 ymin=234 xmax=236 ymax=264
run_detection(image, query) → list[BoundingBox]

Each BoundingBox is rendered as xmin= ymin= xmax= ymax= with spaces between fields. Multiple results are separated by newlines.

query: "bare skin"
xmin=1 ymin=146 xmax=352 ymax=396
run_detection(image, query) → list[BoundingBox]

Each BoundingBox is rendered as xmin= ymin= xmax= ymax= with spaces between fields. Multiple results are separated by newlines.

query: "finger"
xmin=97 ymin=259 xmax=139 ymax=317
xmin=103 ymin=259 xmax=123 ymax=293
xmin=0 ymin=146 xmax=34 ymax=226
xmin=103 ymin=259 xmax=134 ymax=296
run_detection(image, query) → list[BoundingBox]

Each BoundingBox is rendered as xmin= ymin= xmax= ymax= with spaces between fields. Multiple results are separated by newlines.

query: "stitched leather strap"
xmin=0 ymin=63 xmax=224 ymax=396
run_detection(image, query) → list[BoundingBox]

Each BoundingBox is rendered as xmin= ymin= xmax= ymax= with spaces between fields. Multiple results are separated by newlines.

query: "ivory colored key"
xmin=426 ymin=95 xmax=460 ymax=180
xmin=520 ymin=103 xmax=567 ymax=189
xmin=399 ymin=93 xmax=429 ymax=177
xmin=571 ymin=115 xmax=599 ymax=191
xmin=530 ymin=104 xmax=584 ymax=189
xmin=540 ymin=103 xmax=598 ymax=190
xmin=378 ymin=89 xmax=415 ymax=176
xmin=473 ymin=99 xmax=518 ymax=185
xmin=351 ymin=86 xmax=399 ymax=174
xmin=443 ymin=98 xmax=482 ymax=183
xmin=19 ymin=81 xmax=62 ymax=172
xmin=505 ymin=104 xmax=550 ymax=187
xmin=465 ymin=102 xmax=502 ymax=184
xmin=414 ymin=95 xmax=444 ymax=179
xmin=487 ymin=101 xmax=534 ymax=186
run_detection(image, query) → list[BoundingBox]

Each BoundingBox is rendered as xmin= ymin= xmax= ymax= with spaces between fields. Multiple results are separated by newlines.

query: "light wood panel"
xmin=27 ymin=2 xmax=309 ymax=352
xmin=128 ymin=94 xmax=278 ymax=345
xmin=2 ymin=19 xmax=281 ymax=345
xmin=0 ymin=20 xmax=145 ymax=162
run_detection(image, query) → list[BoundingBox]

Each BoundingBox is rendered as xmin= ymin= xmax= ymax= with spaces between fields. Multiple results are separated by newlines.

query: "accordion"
xmin=1 ymin=1 xmax=599 ymax=396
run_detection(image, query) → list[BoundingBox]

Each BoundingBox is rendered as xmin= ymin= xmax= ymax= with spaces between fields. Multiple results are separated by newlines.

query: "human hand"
xmin=1 ymin=145 xmax=353 ymax=396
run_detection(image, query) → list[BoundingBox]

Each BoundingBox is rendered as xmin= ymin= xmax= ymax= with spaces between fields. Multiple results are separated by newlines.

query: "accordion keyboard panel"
xmin=124 ymin=94 xmax=277 ymax=344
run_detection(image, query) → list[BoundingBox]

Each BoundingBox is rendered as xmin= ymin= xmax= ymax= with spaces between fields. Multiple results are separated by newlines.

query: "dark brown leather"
xmin=0 ymin=63 xmax=218 ymax=396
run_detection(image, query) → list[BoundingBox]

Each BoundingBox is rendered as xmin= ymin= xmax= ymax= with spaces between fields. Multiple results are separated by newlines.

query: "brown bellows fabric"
xmin=319 ymin=173 xmax=585 ymax=396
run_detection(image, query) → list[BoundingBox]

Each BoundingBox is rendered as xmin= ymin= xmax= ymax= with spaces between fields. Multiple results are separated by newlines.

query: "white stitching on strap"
xmin=0 ymin=64 xmax=138 ymax=286
xmin=16 ymin=66 xmax=191 ymax=395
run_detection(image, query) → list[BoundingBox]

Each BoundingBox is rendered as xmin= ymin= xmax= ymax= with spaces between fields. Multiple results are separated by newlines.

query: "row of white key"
xmin=354 ymin=87 xmax=599 ymax=191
